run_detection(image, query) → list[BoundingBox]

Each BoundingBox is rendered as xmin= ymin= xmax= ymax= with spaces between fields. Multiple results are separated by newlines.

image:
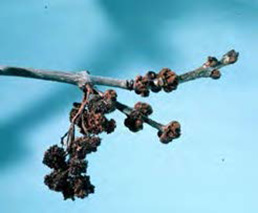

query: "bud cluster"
xmin=69 ymin=90 xmax=117 ymax=135
xmin=124 ymin=102 xmax=153 ymax=132
xmin=158 ymin=121 xmax=181 ymax=144
xmin=133 ymin=68 xmax=178 ymax=97
xmin=43 ymin=88 xmax=118 ymax=200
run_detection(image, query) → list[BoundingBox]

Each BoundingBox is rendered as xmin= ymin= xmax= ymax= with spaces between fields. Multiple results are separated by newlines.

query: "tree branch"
xmin=0 ymin=50 xmax=238 ymax=90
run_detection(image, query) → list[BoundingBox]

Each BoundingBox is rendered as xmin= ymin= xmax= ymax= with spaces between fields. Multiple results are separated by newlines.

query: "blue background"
xmin=0 ymin=0 xmax=257 ymax=212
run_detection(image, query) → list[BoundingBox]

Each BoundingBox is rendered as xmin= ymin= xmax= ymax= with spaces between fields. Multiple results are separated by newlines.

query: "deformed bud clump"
xmin=43 ymin=145 xmax=67 ymax=170
xmin=133 ymin=68 xmax=178 ymax=97
xmin=43 ymin=86 xmax=118 ymax=200
xmin=124 ymin=102 xmax=153 ymax=132
xmin=43 ymin=82 xmax=182 ymax=201
xmin=158 ymin=121 xmax=181 ymax=144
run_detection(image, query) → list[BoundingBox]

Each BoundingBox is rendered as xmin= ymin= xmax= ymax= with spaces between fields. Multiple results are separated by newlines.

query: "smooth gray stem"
xmin=0 ymin=66 xmax=128 ymax=89
xmin=90 ymin=75 xmax=128 ymax=89
xmin=115 ymin=101 xmax=164 ymax=132
xmin=0 ymin=66 xmax=83 ymax=85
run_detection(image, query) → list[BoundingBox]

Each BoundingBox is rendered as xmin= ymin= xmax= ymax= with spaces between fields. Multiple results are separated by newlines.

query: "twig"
xmin=0 ymin=50 xmax=238 ymax=90
xmin=177 ymin=49 xmax=239 ymax=83
xmin=115 ymin=101 xmax=164 ymax=132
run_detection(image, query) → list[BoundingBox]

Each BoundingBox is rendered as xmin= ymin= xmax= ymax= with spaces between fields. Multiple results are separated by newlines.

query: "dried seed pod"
xmin=158 ymin=121 xmax=181 ymax=144
xmin=43 ymin=145 xmax=67 ymax=170
xmin=134 ymin=102 xmax=153 ymax=116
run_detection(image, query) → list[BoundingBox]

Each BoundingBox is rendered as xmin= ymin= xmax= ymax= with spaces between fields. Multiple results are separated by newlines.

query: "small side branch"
xmin=115 ymin=101 xmax=164 ymax=131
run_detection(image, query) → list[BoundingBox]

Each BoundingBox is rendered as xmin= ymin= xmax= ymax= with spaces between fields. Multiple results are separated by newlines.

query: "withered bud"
xmin=43 ymin=145 xmax=67 ymax=170
xmin=106 ymin=119 xmax=116 ymax=134
xmin=124 ymin=110 xmax=144 ymax=132
xmin=68 ymin=158 xmax=88 ymax=176
xmin=44 ymin=170 xmax=68 ymax=192
xmin=88 ymin=95 xmax=116 ymax=114
xmin=158 ymin=121 xmax=181 ymax=144
xmin=73 ymin=175 xmax=95 ymax=199
xmin=158 ymin=68 xmax=178 ymax=92
xmin=134 ymin=102 xmax=153 ymax=116
xmin=210 ymin=69 xmax=221 ymax=79
xmin=69 ymin=136 xmax=101 ymax=158
xmin=62 ymin=182 xmax=75 ymax=200
xmin=133 ymin=75 xmax=150 ymax=97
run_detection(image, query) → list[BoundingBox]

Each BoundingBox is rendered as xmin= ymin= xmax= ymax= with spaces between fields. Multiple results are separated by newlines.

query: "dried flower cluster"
xmin=43 ymin=82 xmax=181 ymax=200
xmin=43 ymin=86 xmax=118 ymax=200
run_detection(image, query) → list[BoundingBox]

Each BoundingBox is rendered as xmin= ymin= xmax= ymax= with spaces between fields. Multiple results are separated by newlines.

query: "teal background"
xmin=0 ymin=0 xmax=257 ymax=212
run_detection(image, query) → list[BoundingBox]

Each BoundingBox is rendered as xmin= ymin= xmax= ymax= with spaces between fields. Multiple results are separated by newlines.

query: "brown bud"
xmin=158 ymin=121 xmax=181 ymax=144
xmin=134 ymin=102 xmax=153 ymax=116
xmin=223 ymin=49 xmax=239 ymax=64
xmin=158 ymin=68 xmax=178 ymax=92
xmin=133 ymin=75 xmax=150 ymax=97
xmin=124 ymin=110 xmax=144 ymax=132
xmin=210 ymin=69 xmax=221 ymax=79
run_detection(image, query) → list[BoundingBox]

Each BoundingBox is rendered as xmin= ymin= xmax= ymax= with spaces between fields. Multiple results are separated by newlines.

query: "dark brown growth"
xmin=133 ymin=68 xmax=178 ymax=96
xmin=43 ymin=81 xmax=181 ymax=201
xmin=158 ymin=121 xmax=181 ymax=144
xmin=124 ymin=102 xmax=153 ymax=132
xmin=210 ymin=69 xmax=221 ymax=79
xmin=43 ymin=85 xmax=118 ymax=200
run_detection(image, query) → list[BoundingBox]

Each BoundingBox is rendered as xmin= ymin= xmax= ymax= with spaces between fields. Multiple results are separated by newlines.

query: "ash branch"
xmin=0 ymin=49 xmax=238 ymax=89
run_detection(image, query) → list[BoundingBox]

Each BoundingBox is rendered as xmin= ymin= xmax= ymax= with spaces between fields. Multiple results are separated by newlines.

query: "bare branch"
xmin=0 ymin=66 xmax=128 ymax=89
xmin=0 ymin=50 xmax=238 ymax=91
